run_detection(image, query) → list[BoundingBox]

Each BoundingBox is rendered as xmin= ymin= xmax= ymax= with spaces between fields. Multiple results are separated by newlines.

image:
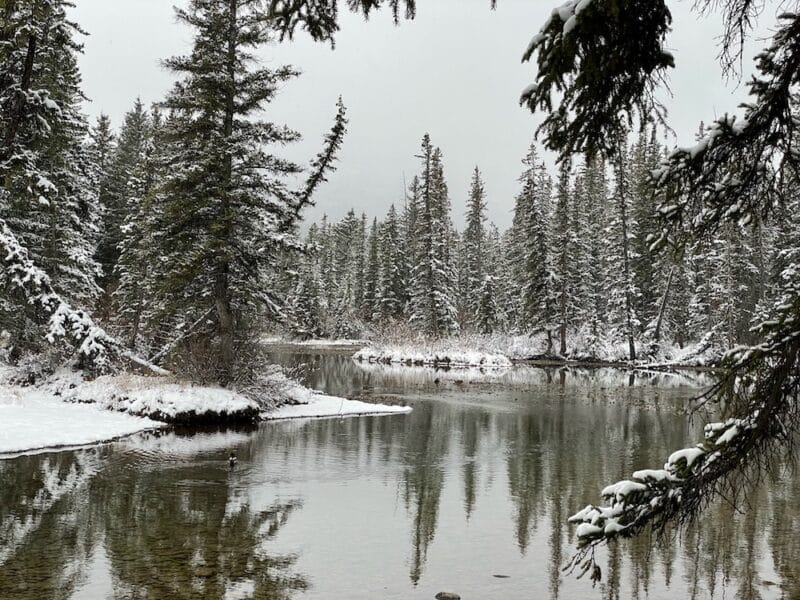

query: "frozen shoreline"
xmin=0 ymin=369 xmax=411 ymax=457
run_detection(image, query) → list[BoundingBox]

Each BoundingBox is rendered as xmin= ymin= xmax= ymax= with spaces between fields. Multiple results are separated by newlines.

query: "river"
xmin=0 ymin=347 xmax=796 ymax=599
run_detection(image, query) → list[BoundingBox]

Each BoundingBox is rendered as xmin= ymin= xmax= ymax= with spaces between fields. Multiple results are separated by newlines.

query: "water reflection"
xmin=0 ymin=352 xmax=795 ymax=599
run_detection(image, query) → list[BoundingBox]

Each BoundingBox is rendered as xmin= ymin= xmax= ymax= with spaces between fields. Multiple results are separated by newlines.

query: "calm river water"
xmin=0 ymin=348 xmax=797 ymax=599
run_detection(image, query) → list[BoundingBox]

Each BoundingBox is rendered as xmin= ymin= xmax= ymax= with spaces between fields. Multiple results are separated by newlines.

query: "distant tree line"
xmin=281 ymin=128 xmax=791 ymax=361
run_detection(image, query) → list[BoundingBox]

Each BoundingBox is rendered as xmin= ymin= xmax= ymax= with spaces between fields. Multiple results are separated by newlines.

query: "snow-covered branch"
xmin=519 ymin=0 xmax=674 ymax=158
xmin=567 ymin=264 xmax=800 ymax=580
xmin=291 ymin=96 xmax=348 ymax=223
xmin=652 ymin=13 xmax=800 ymax=248
xmin=0 ymin=218 xmax=169 ymax=376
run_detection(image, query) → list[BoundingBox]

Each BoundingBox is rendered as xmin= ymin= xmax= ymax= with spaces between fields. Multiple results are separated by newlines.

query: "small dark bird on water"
xmin=228 ymin=453 xmax=237 ymax=469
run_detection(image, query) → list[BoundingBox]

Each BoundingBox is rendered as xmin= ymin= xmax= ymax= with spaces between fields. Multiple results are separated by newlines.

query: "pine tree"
xmin=377 ymin=204 xmax=406 ymax=320
xmin=575 ymin=155 xmax=608 ymax=354
xmin=510 ymin=144 xmax=553 ymax=346
xmin=463 ymin=166 xmax=488 ymax=328
xmin=96 ymin=98 xmax=150 ymax=286
xmin=605 ymin=138 xmax=639 ymax=361
xmin=112 ymin=107 xmax=168 ymax=350
xmin=0 ymin=0 xmax=102 ymax=351
xmin=149 ymin=0 xmax=345 ymax=381
xmin=409 ymin=135 xmax=459 ymax=337
xmin=363 ymin=217 xmax=380 ymax=321
xmin=550 ymin=161 xmax=574 ymax=355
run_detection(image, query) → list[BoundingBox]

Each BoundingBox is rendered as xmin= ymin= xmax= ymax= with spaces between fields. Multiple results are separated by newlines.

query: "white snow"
xmin=62 ymin=373 xmax=259 ymax=419
xmin=273 ymin=337 xmax=368 ymax=348
xmin=0 ymin=366 xmax=411 ymax=456
xmin=667 ymin=446 xmax=706 ymax=469
xmin=266 ymin=394 xmax=411 ymax=420
xmin=0 ymin=382 xmax=163 ymax=456
xmin=601 ymin=480 xmax=648 ymax=504
xmin=353 ymin=343 xmax=512 ymax=368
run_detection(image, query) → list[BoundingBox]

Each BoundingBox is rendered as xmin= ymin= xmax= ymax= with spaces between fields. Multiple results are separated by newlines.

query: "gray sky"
xmin=70 ymin=0 xmax=773 ymax=230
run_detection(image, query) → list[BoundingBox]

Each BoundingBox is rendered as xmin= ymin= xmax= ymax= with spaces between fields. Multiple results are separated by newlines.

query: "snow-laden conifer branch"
xmin=566 ymin=248 xmax=800 ymax=580
xmin=651 ymin=13 xmax=800 ymax=249
xmin=519 ymin=0 xmax=674 ymax=159
xmin=0 ymin=218 xmax=170 ymax=376
xmin=267 ymin=0 xmax=419 ymax=45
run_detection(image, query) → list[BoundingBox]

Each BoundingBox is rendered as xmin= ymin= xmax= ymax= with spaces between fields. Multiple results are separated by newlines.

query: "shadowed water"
xmin=0 ymin=349 xmax=797 ymax=599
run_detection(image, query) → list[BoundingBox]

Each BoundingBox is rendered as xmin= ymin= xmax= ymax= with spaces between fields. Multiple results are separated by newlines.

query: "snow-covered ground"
xmin=262 ymin=336 xmax=367 ymax=348
xmin=0 ymin=382 xmax=164 ymax=456
xmin=0 ymin=367 xmax=412 ymax=457
xmin=267 ymin=395 xmax=411 ymax=420
xmin=350 ymin=331 xmax=722 ymax=368
xmin=353 ymin=343 xmax=513 ymax=368
xmin=352 ymin=361 xmax=714 ymax=389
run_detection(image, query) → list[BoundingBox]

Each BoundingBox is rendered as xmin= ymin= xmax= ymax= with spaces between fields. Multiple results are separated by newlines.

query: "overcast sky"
xmin=70 ymin=0 xmax=773 ymax=230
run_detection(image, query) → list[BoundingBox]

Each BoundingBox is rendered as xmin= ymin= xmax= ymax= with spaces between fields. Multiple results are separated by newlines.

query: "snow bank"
xmin=352 ymin=331 xmax=724 ymax=368
xmin=266 ymin=394 xmax=411 ymax=420
xmin=268 ymin=372 xmax=411 ymax=420
xmin=61 ymin=373 xmax=260 ymax=423
xmin=352 ymin=361 xmax=713 ymax=389
xmin=353 ymin=343 xmax=512 ymax=368
xmin=0 ymin=382 xmax=163 ymax=456
xmin=0 ymin=366 xmax=411 ymax=456
xmin=262 ymin=336 xmax=368 ymax=348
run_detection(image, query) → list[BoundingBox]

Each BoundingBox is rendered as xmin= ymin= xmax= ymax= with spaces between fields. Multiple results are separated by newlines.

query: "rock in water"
xmin=435 ymin=593 xmax=461 ymax=600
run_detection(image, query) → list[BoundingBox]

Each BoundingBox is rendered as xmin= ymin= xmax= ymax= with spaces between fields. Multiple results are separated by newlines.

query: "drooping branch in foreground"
xmin=0 ymin=218 xmax=170 ymax=376
xmin=652 ymin=13 xmax=800 ymax=246
xmin=519 ymin=0 xmax=674 ymax=158
xmin=567 ymin=281 xmax=800 ymax=580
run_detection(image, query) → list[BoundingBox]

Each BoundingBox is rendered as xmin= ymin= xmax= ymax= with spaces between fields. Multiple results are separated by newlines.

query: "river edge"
xmin=0 ymin=364 xmax=411 ymax=457
xmin=271 ymin=338 xmax=724 ymax=373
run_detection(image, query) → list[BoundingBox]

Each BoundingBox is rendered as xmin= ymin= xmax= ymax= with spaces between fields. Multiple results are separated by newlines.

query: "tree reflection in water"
xmin=0 ymin=436 xmax=306 ymax=600
xmin=0 ymin=351 xmax=797 ymax=599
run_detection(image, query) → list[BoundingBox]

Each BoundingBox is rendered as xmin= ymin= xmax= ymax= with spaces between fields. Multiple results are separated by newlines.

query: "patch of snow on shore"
xmin=62 ymin=373 xmax=259 ymax=420
xmin=0 ymin=382 xmax=163 ymax=456
xmin=267 ymin=375 xmax=411 ymax=420
xmin=353 ymin=343 xmax=512 ymax=368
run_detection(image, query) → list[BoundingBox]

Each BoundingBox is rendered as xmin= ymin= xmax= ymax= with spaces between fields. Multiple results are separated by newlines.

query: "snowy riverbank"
xmin=0 ymin=368 xmax=411 ymax=456
xmin=353 ymin=343 xmax=513 ymax=368
xmin=343 ymin=331 xmax=724 ymax=369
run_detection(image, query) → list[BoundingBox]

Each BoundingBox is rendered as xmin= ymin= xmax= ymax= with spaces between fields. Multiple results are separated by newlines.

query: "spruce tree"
xmin=96 ymin=98 xmax=150 ymax=286
xmin=150 ymin=0 xmax=345 ymax=381
xmin=363 ymin=217 xmax=380 ymax=321
xmin=409 ymin=135 xmax=458 ymax=337
xmin=0 ymin=0 xmax=102 ymax=352
xmin=463 ymin=166 xmax=488 ymax=328
xmin=377 ymin=204 xmax=406 ymax=319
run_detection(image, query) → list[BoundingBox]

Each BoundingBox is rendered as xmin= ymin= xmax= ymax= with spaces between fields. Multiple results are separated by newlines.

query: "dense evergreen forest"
xmin=0 ymin=0 xmax=346 ymax=383
xmin=282 ymin=128 xmax=791 ymax=362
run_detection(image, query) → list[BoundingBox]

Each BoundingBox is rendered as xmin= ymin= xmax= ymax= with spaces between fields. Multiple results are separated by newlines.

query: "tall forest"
xmin=0 ymin=0 xmax=346 ymax=383
xmin=282 ymin=129 xmax=785 ymax=362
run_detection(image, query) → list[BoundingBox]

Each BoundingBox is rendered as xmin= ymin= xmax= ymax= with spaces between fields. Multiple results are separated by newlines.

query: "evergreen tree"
xmin=363 ymin=217 xmax=380 ymax=321
xmin=377 ymin=204 xmax=406 ymax=320
xmin=463 ymin=166 xmax=488 ymax=328
xmin=0 ymin=0 xmax=101 ymax=351
xmin=550 ymin=161 xmax=574 ymax=355
xmin=149 ymin=0 xmax=345 ymax=381
xmin=96 ymin=98 xmax=150 ymax=285
xmin=409 ymin=135 xmax=459 ymax=337
xmin=112 ymin=107 xmax=168 ymax=350
xmin=510 ymin=144 xmax=553 ymax=346
xmin=605 ymin=137 xmax=639 ymax=361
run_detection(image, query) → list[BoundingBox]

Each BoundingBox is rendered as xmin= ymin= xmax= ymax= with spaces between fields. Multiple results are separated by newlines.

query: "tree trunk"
xmin=652 ymin=265 xmax=675 ymax=345
xmin=215 ymin=0 xmax=238 ymax=383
